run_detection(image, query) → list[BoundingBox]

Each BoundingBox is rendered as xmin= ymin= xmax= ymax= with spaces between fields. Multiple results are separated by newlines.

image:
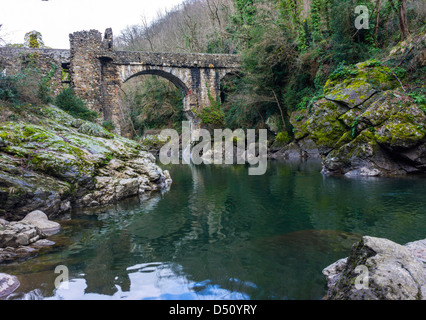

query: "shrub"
xmin=275 ymin=131 xmax=292 ymax=145
xmin=55 ymin=88 xmax=98 ymax=122
xmin=196 ymin=91 xmax=226 ymax=129
xmin=0 ymin=74 xmax=20 ymax=104
xmin=102 ymin=120 xmax=116 ymax=132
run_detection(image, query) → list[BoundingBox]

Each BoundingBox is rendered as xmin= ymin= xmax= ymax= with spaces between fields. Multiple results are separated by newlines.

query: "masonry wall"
xmin=0 ymin=47 xmax=70 ymax=96
xmin=69 ymin=30 xmax=104 ymax=114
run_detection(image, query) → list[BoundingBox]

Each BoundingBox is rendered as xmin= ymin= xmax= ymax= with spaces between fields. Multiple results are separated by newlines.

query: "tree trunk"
xmin=398 ymin=0 xmax=409 ymax=41
xmin=374 ymin=0 xmax=382 ymax=47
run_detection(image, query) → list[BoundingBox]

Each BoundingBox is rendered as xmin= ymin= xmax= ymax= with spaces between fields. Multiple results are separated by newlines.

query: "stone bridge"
xmin=0 ymin=29 xmax=241 ymax=134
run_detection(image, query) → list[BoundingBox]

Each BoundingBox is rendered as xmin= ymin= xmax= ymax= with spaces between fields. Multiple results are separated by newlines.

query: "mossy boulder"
xmin=322 ymin=130 xmax=405 ymax=176
xmin=0 ymin=104 xmax=172 ymax=220
xmin=287 ymin=53 xmax=426 ymax=176
xmin=290 ymin=108 xmax=310 ymax=140
xmin=324 ymin=60 xmax=398 ymax=109
xmin=321 ymin=90 xmax=426 ymax=176
xmin=305 ymin=99 xmax=348 ymax=153
xmin=77 ymin=121 xmax=114 ymax=139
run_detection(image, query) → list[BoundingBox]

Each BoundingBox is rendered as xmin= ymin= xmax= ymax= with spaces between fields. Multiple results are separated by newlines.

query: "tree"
xmin=24 ymin=30 xmax=45 ymax=48
xmin=396 ymin=0 xmax=409 ymax=40
xmin=0 ymin=24 xmax=5 ymax=46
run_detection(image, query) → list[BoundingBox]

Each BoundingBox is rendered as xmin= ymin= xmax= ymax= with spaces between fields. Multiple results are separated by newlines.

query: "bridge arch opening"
xmin=119 ymin=70 xmax=188 ymax=138
xmin=123 ymin=69 xmax=190 ymax=95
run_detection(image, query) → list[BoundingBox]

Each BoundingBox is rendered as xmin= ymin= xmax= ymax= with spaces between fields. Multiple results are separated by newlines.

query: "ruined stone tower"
xmin=69 ymin=29 xmax=122 ymax=133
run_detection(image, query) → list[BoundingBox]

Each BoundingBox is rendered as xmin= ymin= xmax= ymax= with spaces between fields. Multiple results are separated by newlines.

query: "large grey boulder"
xmin=0 ymin=104 xmax=173 ymax=221
xmin=323 ymin=236 xmax=426 ymax=300
xmin=21 ymin=210 xmax=61 ymax=235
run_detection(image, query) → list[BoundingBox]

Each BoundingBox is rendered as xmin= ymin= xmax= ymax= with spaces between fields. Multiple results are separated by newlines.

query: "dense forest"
xmin=115 ymin=0 xmax=425 ymax=139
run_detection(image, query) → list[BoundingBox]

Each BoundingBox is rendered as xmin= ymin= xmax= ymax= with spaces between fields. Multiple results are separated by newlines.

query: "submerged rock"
xmin=21 ymin=210 xmax=61 ymax=235
xmin=323 ymin=236 xmax=426 ymax=300
xmin=0 ymin=273 xmax=20 ymax=298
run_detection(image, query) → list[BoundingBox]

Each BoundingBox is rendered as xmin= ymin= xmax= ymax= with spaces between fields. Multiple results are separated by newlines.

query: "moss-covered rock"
xmin=290 ymin=55 xmax=426 ymax=176
xmin=290 ymin=108 xmax=310 ymax=140
xmin=375 ymin=122 xmax=425 ymax=149
xmin=265 ymin=114 xmax=282 ymax=134
xmin=306 ymin=99 xmax=348 ymax=153
xmin=324 ymin=60 xmax=398 ymax=109
xmin=321 ymin=94 xmax=426 ymax=176
xmin=77 ymin=121 xmax=114 ymax=139
xmin=0 ymin=104 xmax=172 ymax=221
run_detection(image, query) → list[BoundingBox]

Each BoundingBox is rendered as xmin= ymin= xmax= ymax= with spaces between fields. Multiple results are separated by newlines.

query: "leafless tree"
xmin=0 ymin=24 xmax=5 ymax=46
xmin=115 ymin=0 xmax=236 ymax=53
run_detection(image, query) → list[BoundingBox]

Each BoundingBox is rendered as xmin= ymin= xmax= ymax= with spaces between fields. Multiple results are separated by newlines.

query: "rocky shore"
xmin=0 ymin=104 xmax=172 ymax=221
xmin=269 ymin=59 xmax=426 ymax=176
xmin=0 ymin=103 xmax=173 ymax=298
xmin=268 ymin=34 xmax=426 ymax=176
xmin=323 ymin=236 xmax=426 ymax=300
xmin=0 ymin=210 xmax=60 ymax=298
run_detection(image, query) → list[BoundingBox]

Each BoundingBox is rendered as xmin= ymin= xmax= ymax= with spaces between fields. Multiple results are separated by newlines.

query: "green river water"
xmin=2 ymin=160 xmax=425 ymax=300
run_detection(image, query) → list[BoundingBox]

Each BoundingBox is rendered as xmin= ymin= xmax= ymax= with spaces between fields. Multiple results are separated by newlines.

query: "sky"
xmin=0 ymin=0 xmax=185 ymax=49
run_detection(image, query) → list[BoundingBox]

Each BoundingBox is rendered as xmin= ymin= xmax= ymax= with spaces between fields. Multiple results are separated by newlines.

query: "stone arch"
xmin=120 ymin=68 xmax=194 ymax=121
xmin=122 ymin=69 xmax=190 ymax=95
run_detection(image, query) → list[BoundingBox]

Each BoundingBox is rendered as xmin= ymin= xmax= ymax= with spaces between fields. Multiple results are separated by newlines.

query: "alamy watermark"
xmin=54 ymin=265 xmax=69 ymax=290
xmin=355 ymin=5 xmax=370 ymax=30
xmin=354 ymin=265 xmax=369 ymax=290
xmin=159 ymin=121 xmax=268 ymax=176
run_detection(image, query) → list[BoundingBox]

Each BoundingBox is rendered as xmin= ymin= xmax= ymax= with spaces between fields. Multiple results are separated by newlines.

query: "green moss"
xmin=290 ymin=109 xmax=310 ymax=140
xmin=196 ymin=106 xmax=226 ymax=128
xmin=375 ymin=122 xmax=425 ymax=147
xmin=274 ymin=131 xmax=292 ymax=147
xmin=335 ymin=131 xmax=354 ymax=148
xmin=307 ymin=100 xmax=347 ymax=148
xmin=331 ymin=130 xmax=380 ymax=164
xmin=324 ymin=61 xmax=398 ymax=109
xmin=77 ymin=121 xmax=114 ymax=139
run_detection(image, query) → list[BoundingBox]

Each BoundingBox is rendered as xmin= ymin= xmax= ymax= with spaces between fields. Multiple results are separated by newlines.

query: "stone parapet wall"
xmin=113 ymin=51 xmax=241 ymax=69
xmin=0 ymin=47 xmax=71 ymax=96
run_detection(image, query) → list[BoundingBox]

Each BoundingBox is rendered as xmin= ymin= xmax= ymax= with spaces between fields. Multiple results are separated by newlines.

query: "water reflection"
xmin=44 ymin=262 xmax=249 ymax=300
xmin=2 ymin=160 xmax=425 ymax=300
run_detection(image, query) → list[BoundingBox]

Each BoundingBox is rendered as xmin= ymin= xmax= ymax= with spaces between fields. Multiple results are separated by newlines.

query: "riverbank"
xmin=0 ymin=103 xmax=172 ymax=221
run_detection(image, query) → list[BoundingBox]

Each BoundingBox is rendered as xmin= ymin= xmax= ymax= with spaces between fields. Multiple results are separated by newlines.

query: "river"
xmin=2 ymin=160 xmax=425 ymax=300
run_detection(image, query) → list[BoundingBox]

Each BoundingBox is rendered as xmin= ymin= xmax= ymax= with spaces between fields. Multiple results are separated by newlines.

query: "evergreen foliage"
xmin=55 ymin=88 xmax=98 ymax=122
